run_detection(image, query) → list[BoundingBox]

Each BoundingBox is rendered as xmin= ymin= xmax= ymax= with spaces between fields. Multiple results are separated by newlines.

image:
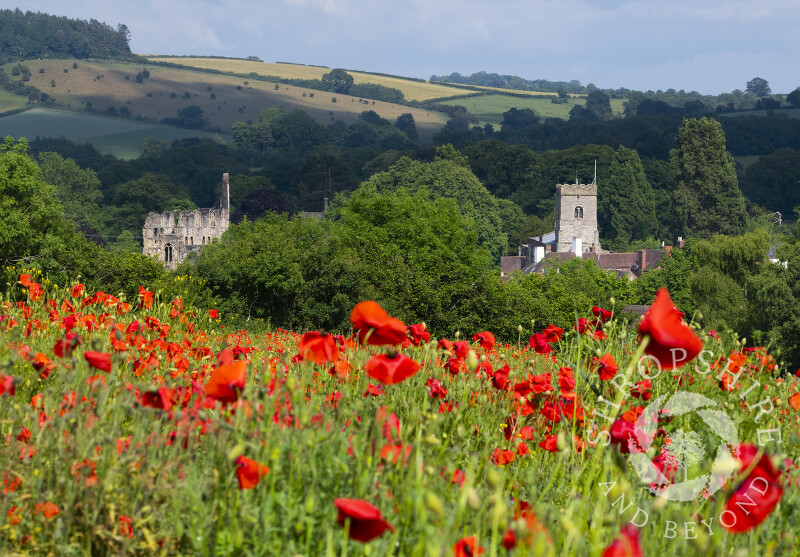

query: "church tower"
xmin=554 ymin=182 xmax=601 ymax=254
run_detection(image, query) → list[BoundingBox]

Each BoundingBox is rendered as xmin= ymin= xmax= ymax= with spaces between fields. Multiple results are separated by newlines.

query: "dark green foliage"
xmin=230 ymin=187 xmax=292 ymax=224
xmin=746 ymin=77 xmax=771 ymax=97
xmin=671 ymin=117 xmax=748 ymax=237
xmin=740 ymin=148 xmax=800 ymax=216
xmin=321 ymin=68 xmax=354 ymax=94
xmin=603 ymin=146 xmax=658 ymax=249
xmin=359 ymin=145 xmax=510 ymax=261
xmin=585 ymin=90 xmax=612 ymax=121
xmin=0 ymin=9 xmax=133 ymax=62
xmin=787 ymin=88 xmax=800 ymax=109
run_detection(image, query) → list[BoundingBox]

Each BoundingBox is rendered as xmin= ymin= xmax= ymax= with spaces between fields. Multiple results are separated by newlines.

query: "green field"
xmin=1 ymin=59 xmax=448 ymax=142
xmin=0 ymin=108 xmax=230 ymax=159
xmin=145 ymin=57 xmax=469 ymax=102
xmin=0 ymin=88 xmax=28 ymax=114
xmin=447 ymin=95 xmax=627 ymax=126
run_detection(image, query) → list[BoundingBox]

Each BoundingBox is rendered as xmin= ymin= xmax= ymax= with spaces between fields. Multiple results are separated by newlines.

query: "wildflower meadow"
xmin=0 ymin=271 xmax=797 ymax=556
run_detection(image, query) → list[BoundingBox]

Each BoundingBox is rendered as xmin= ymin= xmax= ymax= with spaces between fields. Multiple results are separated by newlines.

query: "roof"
xmin=622 ymin=305 xmax=651 ymax=317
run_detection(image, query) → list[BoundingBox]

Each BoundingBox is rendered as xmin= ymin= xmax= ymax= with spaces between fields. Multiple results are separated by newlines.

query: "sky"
xmin=17 ymin=0 xmax=800 ymax=94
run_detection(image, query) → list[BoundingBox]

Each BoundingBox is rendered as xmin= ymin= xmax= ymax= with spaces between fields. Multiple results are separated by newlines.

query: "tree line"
xmin=0 ymin=9 xmax=133 ymax=62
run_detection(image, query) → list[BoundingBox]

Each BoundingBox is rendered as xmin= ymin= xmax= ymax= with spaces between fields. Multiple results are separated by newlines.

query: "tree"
xmin=321 ymin=68 xmax=354 ymax=94
xmin=231 ymin=187 xmax=293 ymax=223
xmin=585 ymin=90 xmax=612 ymax=121
xmin=37 ymin=151 xmax=106 ymax=236
xmin=671 ymin=117 xmax=748 ymax=237
xmin=500 ymin=107 xmax=539 ymax=133
xmin=603 ymin=146 xmax=658 ymax=248
xmin=786 ymin=88 xmax=800 ymax=109
xmin=746 ymin=77 xmax=771 ymax=97
xmin=395 ymin=113 xmax=419 ymax=141
xmin=358 ymin=145 xmax=511 ymax=261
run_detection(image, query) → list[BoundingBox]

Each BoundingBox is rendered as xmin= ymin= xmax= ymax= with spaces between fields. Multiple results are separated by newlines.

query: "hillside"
xmin=1 ymin=58 xmax=448 ymax=140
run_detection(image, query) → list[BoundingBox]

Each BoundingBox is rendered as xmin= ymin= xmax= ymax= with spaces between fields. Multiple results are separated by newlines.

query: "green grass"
xmin=0 ymin=89 xmax=28 ymax=114
xmin=0 ymin=108 xmax=229 ymax=159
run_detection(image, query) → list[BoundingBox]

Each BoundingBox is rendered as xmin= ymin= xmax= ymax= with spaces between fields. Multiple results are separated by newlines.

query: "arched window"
xmin=574 ymin=206 xmax=584 ymax=219
xmin=164 ymin=243 xmax=173 ymax=263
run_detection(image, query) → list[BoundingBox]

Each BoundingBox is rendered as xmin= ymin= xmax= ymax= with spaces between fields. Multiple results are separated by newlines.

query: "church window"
xmin=164 ymin=244 xmax=173 ymax=263
xmin=575 ymin=206 xmax=584 ymax=219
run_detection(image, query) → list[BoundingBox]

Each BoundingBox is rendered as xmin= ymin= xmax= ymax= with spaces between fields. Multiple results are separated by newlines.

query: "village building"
xmin=142 ymin=173 xmax=230 ymax=270
xmin=500 ymin=180 xmax=669 ymax=279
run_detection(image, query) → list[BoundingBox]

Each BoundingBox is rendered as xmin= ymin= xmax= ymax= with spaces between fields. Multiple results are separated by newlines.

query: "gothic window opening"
xmin=575 ymin=206 xmax=584 ymax=219
xmin=164 ymin=244 xmax=173 ymax=263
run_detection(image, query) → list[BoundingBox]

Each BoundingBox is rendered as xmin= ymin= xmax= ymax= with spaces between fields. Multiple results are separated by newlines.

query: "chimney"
xmin=677 ymin=236 xmax=684 ymax=249
xmin=640 ymin=249 xmax=646 ymax=275
xmin=572 ymin=237 xmax=582 ymax=258
xmin=323 ymin=197 xmax=329 ymax=212
xmin=534 ymin=245 xmax=545 ymax=264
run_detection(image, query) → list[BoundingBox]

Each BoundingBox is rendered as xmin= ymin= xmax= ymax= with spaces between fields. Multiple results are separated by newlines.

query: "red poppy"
xmin=204 ymin=361 xmax=247 ymax=403
xmin=472 ymin=331 xmax=495 ymax=351
xmin=602 ymin=524 xmax=643 ymax=557
xmin=542 ymin=324 xmax=563 ymax=343
xmin=333 ymin=498 xmax=394 ymax=542
xmin=71 ymin=283 xmax=85 ymax=298
xmin=118 ymin=515 xmax=134 ymax=538
xmin=721 ymin=444 xmax=783 ymax=533
xmin=137 ymin=286 xmax=154 ymax=309
xmin=539 ymin=434 xmax=558 ymax=452
xmin=595 ymin=353 xmax=618 ymax=381
xmin=19 ymin=274 xmax=34 ymax=287
xmin=592 ymin=305 xmax=614 ymax=323
xmin=139 ymin=387 xmax=175 ymax=412
xmin=298 ymin=331 xmax=340 ymax=365
xmin=34 ymin=501 xmax=59 ymax=520
xmin=407 ymin=323 xmax=431 ymax=345
xmin=54 ymin=332 xmax=82 ymax=358
xmin=453 ymin=536 xmax=484 ymax=557
xmin=491 ymin=448 xmax=516 ymax=465
xmin=84 ymin=351 xmax=112 ymax=373
xmin=365 ymin=353 xmax=420 ymax=385
xmin=350 ymin=301 xmax=407 ymax=346
xmin=638 ymin=288 xmax=703 ymax=370
xmin=208 ymin=309 xmax=218 ymax=319
xmin=529 ymin=333 xmax=551 ymax=354
xmin=234 ymin=455 xmax=270 ymax=489
xmin=789 ymin=392 xmax=800 ymax=411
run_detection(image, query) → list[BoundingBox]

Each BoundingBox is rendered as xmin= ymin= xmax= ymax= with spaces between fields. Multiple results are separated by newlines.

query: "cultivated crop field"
xmin=0 ymin=108 xmax=228 ymax=159
xmin=145 ymin=57 xmax=471 ymax=102
xmin=1 ymin=60 xmax=447 ymax=140
xmin=0 ymin=271 xmax=796 ymax=555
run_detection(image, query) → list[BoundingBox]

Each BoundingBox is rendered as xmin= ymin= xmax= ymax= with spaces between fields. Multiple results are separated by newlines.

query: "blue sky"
xmin=18 ymin=0 xmax=800 ymax=94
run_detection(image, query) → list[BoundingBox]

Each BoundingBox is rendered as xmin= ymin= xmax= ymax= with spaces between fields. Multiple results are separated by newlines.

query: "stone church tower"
xmin=142 ymin=173 xmax=230 ymax=270
xmin=554 ymin=182 xmax=601 ymax=254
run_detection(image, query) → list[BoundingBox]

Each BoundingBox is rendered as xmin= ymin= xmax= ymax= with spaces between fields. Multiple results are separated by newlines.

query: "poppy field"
xmin=0 ymin=272 xmax=798 ymax=556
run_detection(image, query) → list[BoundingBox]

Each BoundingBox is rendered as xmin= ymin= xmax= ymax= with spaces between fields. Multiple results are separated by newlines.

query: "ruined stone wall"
xmin=142 ymin=173 xmax=230 ymax=270
xmin=554 ymin=184 xmax=601 ymax=254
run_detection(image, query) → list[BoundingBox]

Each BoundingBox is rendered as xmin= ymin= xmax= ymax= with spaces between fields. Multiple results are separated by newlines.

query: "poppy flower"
xmin=721 ymin=444 xmax=783 ymax=533
xmin=34 ymin=501 xmax=59 ymax=520
xmin=595 ymin=353 xmax=618 ymax=381
xmin=234 ymin=455 xmax=270 ymax=489
xmin=407 ymin=323 xmax=431 ymax=345
xmin=529 ymin=333 xmax=551 ymax=354
xmin=139 ymin=387 xmax=175 ymax=412
xmin=602 ymin=524 xmax=643 ymax=557
xmin=491 ymin=448 xmax=516 ymax=465
xmin=542 ymin=324 xmax=563 ymax=343
xmin=350 ymin=301 xmax=407 ymax=346
xmin=298 ymin=331 xmax=339 ymax=365
xmin=84 ymin=351 xmax=112 ymax=373
xmin=539 ymin=434 xmax=558 ymax=452
xmin=333 ymin=498 xmax=394 ymax=543
xmin=204 ymin=361 xmax=247 ymax=404
xmin=365 ymin=353 xmax=420 ymax=385
xmin=592 ymin=305 xmax=614 ymax=323
xmin=638 ymin=288 xmax=703 ymax=370
xmin=453 ymin=536 xmax=484 ymax=557
xmin=472 ymin=331 xmax=496 ymax=351
xmin=54 ymin=332 xmax=82 ymax=358
xmin=137 ymin=286 xmax=154 ymax=309
xmin=789 ymin=392 xmax=800 ymax=411
xmin=208 ymin=309 xmax=218 ymax=319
